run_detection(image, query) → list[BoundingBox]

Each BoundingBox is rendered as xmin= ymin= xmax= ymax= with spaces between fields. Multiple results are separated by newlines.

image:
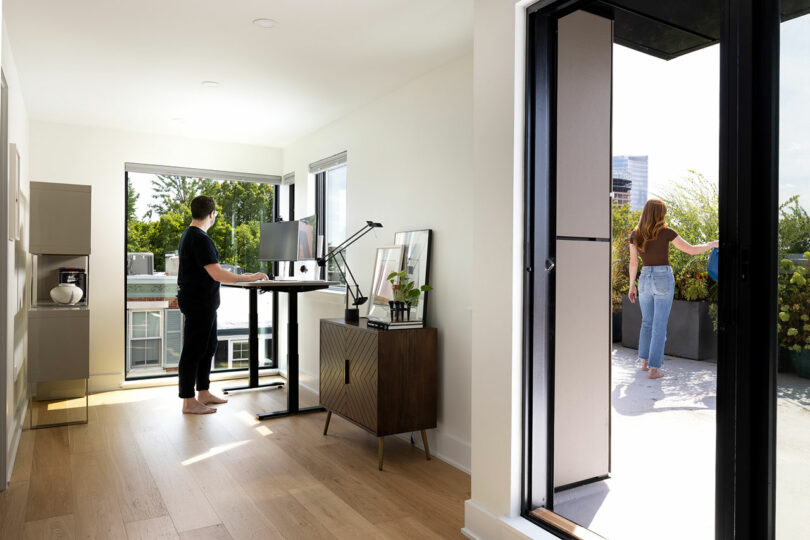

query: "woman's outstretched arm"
xmin=672 ymin=235 xmax=719 ymax=256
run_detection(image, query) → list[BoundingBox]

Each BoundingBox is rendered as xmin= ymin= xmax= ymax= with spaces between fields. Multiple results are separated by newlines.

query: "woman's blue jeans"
xmin=637 ymin=265 xmax=675 ymax=369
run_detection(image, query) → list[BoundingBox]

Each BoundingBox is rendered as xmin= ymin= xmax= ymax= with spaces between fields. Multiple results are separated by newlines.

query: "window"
xmin=164 ymin=309 xmax=183 ymax=369
xmin=312 ymin=152 xmax=348 ymax=284
xmin=125 ymin=167 xmax=279 ymax=379
xmin=232 ymin=340 xmax=249 ymax=368
xmin=128 ymin=310 xmax=162 ymax=369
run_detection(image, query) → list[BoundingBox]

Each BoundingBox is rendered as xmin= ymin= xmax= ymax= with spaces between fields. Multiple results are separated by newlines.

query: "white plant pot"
xmin=50 ymin=283 xmax=84 ymax=305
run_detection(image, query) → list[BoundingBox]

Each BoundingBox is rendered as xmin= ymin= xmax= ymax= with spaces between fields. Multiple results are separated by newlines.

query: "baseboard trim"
xmin=6 ymin=399 xmax=28 ymax=485
xmin=464 ymin=500 xmax=557 ymax=540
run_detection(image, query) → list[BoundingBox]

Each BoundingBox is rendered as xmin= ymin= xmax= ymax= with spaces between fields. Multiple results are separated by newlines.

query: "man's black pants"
xmin=177 ymin=300 xmax=218 ymax=399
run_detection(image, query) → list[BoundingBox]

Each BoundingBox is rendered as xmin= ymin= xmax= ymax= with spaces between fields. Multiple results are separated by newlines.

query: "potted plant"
xmin=620 ymin=173 xmax=719 ymax=360
xmin=387 ymin=270 xmax=432 ymax=321
xmin=611 ymin=204 xmax=641 ymax=343
xmin=778 ymin=254 xmax=810 ymax=378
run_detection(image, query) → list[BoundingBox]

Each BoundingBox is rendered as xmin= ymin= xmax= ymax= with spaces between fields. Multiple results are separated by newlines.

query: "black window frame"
xmin=314 ymin=165 xmax=348 ymax=287
xmin=521 ymin=1 xmax=780 ymax=538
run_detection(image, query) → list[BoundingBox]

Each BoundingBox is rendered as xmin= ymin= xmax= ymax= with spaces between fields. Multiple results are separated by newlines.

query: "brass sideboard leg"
xmin=420 ymin=430 xmax=431 ymax=461
xmin=378 ymin=437 xmax=384 ymax=471
xmin=323 ymin=411 xmax=332 ymax=435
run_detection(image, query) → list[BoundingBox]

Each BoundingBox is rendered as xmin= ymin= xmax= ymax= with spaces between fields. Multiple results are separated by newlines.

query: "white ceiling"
xmin=3 ymin=0 xmax=473 ymax=147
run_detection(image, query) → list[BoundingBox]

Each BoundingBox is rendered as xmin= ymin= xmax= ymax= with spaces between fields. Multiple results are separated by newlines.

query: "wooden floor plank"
xmin=169 ymin=438 xmax=284 ymax=540
xmin=68 ymin=421 xmax=108 ymax=455
xmin=377 ymin=516 xmax=448 ymax=539
xmin=125 ymin=516 xmax=180 ymax=540
xmin=10 ymin=429 xmax=36 ymax=483
xmin=25 ymin=427 xmax=73 ymax=522
xmin=24 ymin=514 xmax=76 ymax=539
xmin=70 ymin=452 xmax=127 ymax=539
xmin=98 ymin=404 xmax=170 ymax=523
xmin=288 ymin=483 xmax=381 ymax=539
xmin=179 ymin=524 xmax=234 ymax=540
xmin=134 ymin=429 xmax=221 ymax=532
xmin=0 ymin=481 xmax=30 ymax=539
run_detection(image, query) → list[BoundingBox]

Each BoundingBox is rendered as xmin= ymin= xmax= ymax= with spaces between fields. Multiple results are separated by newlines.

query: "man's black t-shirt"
xmin=177 ymin=226 xmax=220 ymax=308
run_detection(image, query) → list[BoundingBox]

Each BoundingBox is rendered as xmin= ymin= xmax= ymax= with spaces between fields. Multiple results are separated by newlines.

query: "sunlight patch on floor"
xmin=181 ymin=440 xmax=250 ymax=466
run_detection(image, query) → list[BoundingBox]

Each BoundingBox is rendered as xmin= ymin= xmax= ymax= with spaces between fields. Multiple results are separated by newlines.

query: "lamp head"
xmin=366 ymin=221 xmax=383 ymax=228
xmin=353 ymin=296 xmax=368 ymax=306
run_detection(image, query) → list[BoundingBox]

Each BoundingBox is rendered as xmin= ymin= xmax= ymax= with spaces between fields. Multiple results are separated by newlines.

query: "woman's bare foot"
xmin=648 ymin=368 xmax=664 ymax=379
xmin=640 ymin=359 xmax=649 ymax=371
xmin=197 ymin=390 xmax=228 ymax=405
xmin=182 ymin=398 xmax=216 ymax=414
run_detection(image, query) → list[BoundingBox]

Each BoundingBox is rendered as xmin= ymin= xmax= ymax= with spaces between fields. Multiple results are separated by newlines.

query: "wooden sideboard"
xmin=319 ymin=318 xmax=438 ymax=470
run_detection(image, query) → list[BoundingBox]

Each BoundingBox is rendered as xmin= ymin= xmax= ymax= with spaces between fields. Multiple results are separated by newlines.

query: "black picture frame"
xmin=394 ymin=229 xmax=433 ymax=325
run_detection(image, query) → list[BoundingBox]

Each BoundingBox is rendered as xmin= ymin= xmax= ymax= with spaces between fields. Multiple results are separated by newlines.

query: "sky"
xmin=613 ymin=14 xmax=810 ymax=208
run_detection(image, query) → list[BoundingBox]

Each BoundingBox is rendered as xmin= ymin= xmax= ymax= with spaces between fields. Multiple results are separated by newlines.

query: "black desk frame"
xmin=222 ymin=281 xmax=336 ymax=420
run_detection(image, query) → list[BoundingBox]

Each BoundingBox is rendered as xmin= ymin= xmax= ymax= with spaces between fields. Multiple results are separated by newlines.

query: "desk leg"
xmin=256 ymin=289 xmax=324 ymax=420
xmin=224 ymin=287 xmax=284 ymax=394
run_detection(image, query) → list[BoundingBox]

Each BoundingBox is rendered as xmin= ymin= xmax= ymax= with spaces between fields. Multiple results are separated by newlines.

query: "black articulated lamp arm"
xmin=316 ymin=221 xmax=382 ymax=267
xmin=316 ymin=221 xmax=382 ymax=313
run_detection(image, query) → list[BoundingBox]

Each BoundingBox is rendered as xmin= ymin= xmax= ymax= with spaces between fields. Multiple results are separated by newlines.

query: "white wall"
xmin=28 ymin=122 xmax=282 ymax=392
xmin=282 ymin=53 xmax=474 ymax=472
xmin=1 ymin=16 xmax=31 ymax=488
xmin=464 ymin=0 xmax=555 ymax=538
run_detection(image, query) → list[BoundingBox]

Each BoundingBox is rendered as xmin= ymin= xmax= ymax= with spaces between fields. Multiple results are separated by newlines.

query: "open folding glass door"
xmin=523 ymin=6 xmax=613 ymax=514
xmin=553 ymin=11 xmax=613 ymax=491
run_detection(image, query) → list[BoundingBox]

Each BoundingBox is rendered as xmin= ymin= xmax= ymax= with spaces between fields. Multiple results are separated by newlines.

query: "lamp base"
xmin=344 ymin=308 xmax=360 ymax=323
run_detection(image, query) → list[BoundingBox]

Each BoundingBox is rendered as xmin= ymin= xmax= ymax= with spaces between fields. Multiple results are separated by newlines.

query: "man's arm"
xmin=204 ymin=264 xmax=268 ymax=284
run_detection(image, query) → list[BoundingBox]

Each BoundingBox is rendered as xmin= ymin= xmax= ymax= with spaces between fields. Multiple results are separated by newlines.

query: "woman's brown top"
xmin=629 ymin=227 xmax=678 ymax=266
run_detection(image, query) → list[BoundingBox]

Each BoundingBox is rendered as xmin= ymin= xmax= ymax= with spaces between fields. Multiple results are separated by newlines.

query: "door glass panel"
xmin=776 ymin=9 xmax=810 ymax=539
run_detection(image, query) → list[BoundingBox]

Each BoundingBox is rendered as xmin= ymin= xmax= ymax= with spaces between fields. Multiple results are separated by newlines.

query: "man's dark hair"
xmin=190 ymin=195 xmax=216 ymax=220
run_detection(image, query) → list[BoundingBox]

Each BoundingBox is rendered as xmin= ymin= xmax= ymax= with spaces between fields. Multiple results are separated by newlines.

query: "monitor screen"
xmin=259 ymin=216 xmax=318 ymax=261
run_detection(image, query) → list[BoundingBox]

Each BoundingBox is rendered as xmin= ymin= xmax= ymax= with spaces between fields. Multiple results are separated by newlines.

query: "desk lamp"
xmin=317 ymin=220 xmax=383 ymax=322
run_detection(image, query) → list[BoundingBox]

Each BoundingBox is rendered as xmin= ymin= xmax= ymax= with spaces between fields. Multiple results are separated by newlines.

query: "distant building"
xmin=612 ymin=155 xmax=648 ymax=210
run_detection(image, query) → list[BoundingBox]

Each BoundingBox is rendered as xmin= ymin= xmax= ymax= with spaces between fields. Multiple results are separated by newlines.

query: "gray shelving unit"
xmin=27 ymin=181 xmax=91 ymax=428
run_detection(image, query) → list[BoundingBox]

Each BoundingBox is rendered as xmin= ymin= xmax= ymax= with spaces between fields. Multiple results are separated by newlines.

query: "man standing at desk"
xmin=177 ymin=195 xmax=268 ymax=414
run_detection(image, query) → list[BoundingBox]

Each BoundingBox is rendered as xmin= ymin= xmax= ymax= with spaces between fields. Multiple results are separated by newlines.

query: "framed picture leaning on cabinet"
xmin=394 ymin=229 xmax=432 ymax=324
xmin=367 ymin=245 xmax=405 ymax=321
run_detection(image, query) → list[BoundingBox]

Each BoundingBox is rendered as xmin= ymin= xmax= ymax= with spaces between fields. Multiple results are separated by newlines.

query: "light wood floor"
xmin=0 ymin=377 xmax=470 ymax=539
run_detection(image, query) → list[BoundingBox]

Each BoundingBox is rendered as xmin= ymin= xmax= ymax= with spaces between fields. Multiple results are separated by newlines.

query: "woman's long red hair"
xmin=633 ymin=199 xmax=667 ymax=253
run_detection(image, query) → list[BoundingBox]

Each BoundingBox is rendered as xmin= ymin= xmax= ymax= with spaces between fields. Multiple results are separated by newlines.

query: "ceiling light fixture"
xmin=252 ymin=18 xmax=278 ymax=28
xmin=201 ymin=81 xmax=220 ymax=88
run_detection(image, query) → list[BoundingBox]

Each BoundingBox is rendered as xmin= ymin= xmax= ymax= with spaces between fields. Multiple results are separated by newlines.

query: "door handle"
xmin=345 ymin=359 xmax=350 ymax=384
xmin=545 ymin=259 xmax=555 ymax=273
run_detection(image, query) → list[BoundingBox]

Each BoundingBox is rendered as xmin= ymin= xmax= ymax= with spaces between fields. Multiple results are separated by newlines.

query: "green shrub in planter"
xmin=777 ymin=253 xmax=810 ymax=378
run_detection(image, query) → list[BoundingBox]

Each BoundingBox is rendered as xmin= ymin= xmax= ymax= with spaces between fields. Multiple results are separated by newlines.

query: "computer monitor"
xmin=259 ymin=216 xmax=318 ymax=261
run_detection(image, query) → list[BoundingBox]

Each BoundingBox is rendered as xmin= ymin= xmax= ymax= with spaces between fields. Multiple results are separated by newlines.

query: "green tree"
xmin=127 ymin=183 xmax=139 ymax=222
xmin=659 ymin=171 xmax=719 ymax=276
xmin=778 ymin=195 xmax=810 ymax=255
xmin=148 ymin=175 xmax=217 ymax=217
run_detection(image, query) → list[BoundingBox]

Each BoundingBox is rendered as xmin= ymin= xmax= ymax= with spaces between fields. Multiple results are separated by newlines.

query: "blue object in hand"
xmin=708 ymin=248 xmax=719 ymax=281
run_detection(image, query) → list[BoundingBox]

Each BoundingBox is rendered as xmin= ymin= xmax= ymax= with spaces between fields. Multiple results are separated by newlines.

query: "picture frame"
xmin=366 ymin=245 xmax=405 ymax=321
xmin=394 ymin=229 xmax=433 ymax=324
xmin=9 ymin=142 xmax=20 ymax=241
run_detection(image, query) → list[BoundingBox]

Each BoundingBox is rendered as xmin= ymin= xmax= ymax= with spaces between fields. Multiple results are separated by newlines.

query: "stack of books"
xmin=367 ymin=317 xmax=424 ymax=330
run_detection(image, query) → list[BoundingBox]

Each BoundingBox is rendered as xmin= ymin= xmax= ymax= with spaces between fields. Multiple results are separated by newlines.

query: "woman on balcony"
xmin=628 ymin=199 xmax=718 ymax=379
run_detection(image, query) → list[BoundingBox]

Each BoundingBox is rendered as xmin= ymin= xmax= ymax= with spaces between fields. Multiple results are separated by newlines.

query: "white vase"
xmin=50 ymin=283 xmax=84 ymax=305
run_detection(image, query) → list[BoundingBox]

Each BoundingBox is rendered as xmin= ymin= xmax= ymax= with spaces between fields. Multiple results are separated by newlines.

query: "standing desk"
xmin=222 ymin=280 xmax=338 ymax=419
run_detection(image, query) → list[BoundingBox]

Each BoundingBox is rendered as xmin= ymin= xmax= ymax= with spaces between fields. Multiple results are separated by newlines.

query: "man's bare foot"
xmin=197 ymin=390 xmax=228 ymax=405
xmin=182 ymin=398 xmax=216 ymax=414
xmin=640 ymin=359 xmax=649 ymax=371
xmin=648 ymin=368 xmax=664 ymax=379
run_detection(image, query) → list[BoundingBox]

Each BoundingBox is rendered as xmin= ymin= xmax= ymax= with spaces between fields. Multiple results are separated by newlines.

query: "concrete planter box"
xmin=621 ymin=295 xmax=717 ymax=360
